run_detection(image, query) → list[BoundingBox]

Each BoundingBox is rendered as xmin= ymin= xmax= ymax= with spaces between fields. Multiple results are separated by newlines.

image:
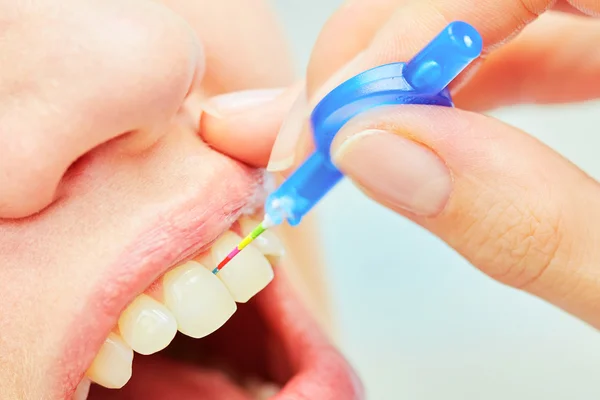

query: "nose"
xmin=0 ymin=1 xmax=203 ymax=218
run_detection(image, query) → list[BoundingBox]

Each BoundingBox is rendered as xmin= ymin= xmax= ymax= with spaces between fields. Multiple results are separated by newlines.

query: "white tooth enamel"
xmin=246 ymin=379 xmax=281 ymax=399
xmin=86 ymin=332 xmax=133 ymax=389
xmin=211 ymin=231 xmax=274 ymax=303
xmin=117 ymin=294 xmax=177 ymax=355
xmin=73 ymin=378 xmax=91 ymax=400
xmin=163 ymin=261 xmax=237 ymax=339
xmin=239 ymin=217 xmax=285 ymax=257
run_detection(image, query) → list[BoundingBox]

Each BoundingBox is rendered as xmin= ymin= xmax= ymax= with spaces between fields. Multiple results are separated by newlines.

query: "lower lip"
xmin=259 ymin=272 xmax=364 ymax=399
xmin=83 ymin=271 xmax=363 ymax=399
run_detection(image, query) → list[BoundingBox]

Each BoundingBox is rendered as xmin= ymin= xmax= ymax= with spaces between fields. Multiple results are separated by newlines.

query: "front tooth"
xmin=163 ymin=261 xmax=236 ymax=339
xmin=238 ymin=217 xmax=285 ymax=257
xmin=211 ymin=231 xmax=274 ymax=303
xmin=117 ymin=294 xmax=177 ymax=355
xmin=86 ymin=332 xmax=133 ymax=389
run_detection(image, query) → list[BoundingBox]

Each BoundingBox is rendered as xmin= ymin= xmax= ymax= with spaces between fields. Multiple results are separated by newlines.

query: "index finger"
xmin=307 ymin=0 xmax=599 ymax=101
xmin=267 ymin=0 xmax=599 ymax=173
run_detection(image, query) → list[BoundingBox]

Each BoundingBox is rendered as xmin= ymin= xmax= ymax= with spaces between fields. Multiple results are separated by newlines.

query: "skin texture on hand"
xmin=258 ymin=0 xmax=600 ymax=171
xmin=305 ymin=0 xmax=599 ymax=99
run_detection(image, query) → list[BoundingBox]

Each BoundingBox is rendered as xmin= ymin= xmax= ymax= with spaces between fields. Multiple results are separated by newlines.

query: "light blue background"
xmin=271 ymin=2 xmax=600 ymax=399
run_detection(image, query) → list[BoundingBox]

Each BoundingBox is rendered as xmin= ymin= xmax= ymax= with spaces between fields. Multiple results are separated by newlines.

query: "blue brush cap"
xmin=265 ymin=21 xmax=483 ymax=226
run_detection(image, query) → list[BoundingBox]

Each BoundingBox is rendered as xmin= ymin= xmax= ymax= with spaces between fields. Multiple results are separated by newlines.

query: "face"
xmin=0 ymin=1 xmax=362 ymax=399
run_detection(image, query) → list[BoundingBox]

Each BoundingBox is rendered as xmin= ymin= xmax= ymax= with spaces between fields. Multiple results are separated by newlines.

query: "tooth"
xmin=73 ymin=378 xmax=91 ymax=400
xmin=211 ymin=231 xmax=274 ymax=303
xmin=86 ymin=332 xmax=133 ymax=389
xmin=246 ymin=379 xmax=281 ymax=399
xmin=163 ymin=261 xmax=236 ymax=339
xmin=238 ymin=217 xmax=285 ymax=257
xmin=117 ymin=294 xmax=177 ymax=355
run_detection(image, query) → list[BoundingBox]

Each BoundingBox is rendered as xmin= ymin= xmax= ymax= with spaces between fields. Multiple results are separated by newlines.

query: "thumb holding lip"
xmin=330 ymin=105 xmax=600 ymax=329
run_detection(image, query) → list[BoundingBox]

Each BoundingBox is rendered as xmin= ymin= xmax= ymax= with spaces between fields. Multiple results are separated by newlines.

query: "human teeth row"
xmin=86 ymin=223 xmax=282 ymax=389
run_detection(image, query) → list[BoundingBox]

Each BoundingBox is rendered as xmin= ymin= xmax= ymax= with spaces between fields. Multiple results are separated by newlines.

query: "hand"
xmin=210 ymin=1 xmax=600 ymax=328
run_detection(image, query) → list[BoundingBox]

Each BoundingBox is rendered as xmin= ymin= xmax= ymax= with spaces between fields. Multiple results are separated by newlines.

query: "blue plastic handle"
xmin=265 ymin=21 xmax=483 ymax=226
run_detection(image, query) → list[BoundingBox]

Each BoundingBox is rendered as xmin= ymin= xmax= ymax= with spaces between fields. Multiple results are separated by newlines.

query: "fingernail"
xmin=332 ymin=129 xmax=452 ymax=216
xmin=208 ymin=88 xmax=286 ymax=116
xmin=266 ymin=89 xmax=308 ymax=172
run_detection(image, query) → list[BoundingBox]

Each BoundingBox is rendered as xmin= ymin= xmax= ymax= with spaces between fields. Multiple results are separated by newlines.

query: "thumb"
xmin=330 ymin=105 xmax=600 ymax=328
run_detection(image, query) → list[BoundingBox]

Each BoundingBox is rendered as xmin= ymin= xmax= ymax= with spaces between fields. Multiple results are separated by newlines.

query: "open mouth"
xmin=67 ymin=216 xmax=363 ymax=399
xmin=3 ymin=123 xmax=365 ymax=399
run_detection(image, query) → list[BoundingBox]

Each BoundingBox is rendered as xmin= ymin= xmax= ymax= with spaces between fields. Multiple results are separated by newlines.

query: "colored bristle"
xmin=213 ymin=220 xmax=269 ymax=274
